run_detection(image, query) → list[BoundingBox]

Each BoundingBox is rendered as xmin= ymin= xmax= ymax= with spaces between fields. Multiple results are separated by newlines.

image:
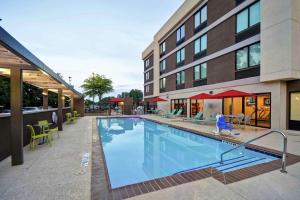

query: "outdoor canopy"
xmin=109 ymin=98 xmax=124 ymax=103
xmin=189 ymin=93 xmax=214 ymax=99
xmin=149 ymin=97 xmax=167 ymax=102
xmin=212 ymin=90 xmax=254 ymax=98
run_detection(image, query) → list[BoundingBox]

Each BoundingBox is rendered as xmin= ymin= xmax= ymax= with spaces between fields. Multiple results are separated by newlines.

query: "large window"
xmin=176 ymin=71 xmax=185 ymax=85
xmin=290 ymin=92 xmax=300 ymax=121
xmin=160 ymin=60 xmax=166 ymax=72
xmin=145 ymin=72 xmax=150 ymax=80
xmin=160 ymin=78 xmax=166 ymax=90
xmin=176 ymin=25 xmax=185 ymax=42
xmin=194 ymin=34 xmax=207 ymax=55
xmin=194 ymin=63 xmax=207 ymax=80
xmin=236 ymin=43 xmax=260 ymax=70
xmin=160 ymin=42 xmax=166 ymax=54
xmin=145 ymin=59 xmax=150 ymax=68
xmin=145 ymin=85 xmax=150 ymax=93
xmin=194 ymin=5 xmax=207 ymax=29
xmin=176 ymin=48 xmax=185 ymax=64
xmin=236 ymin=1 xmax=260 ymax=33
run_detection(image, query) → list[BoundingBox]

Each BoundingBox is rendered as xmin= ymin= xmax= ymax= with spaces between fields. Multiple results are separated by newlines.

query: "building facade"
xmin=142 ymin=0 xmax=300 ymax=131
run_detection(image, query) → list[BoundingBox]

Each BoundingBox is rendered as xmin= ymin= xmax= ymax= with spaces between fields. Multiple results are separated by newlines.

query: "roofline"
xmin=0 ymin=26 xmax=83 ymax=98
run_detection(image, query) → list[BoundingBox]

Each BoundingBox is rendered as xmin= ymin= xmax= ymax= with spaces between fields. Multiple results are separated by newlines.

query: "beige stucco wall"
xmin=261 ymin=0 xmax=300 ymax=81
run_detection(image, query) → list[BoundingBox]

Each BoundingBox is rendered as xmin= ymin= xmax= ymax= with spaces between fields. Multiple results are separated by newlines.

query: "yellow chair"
xmin=66 ymin=113 xmax=76 ymax=124
xmin=27 ymin=125 xmax=50 ymax=150
xmin=38 ymin=120 xmax=59 ymax=140
xmin=73 ymin=111 xmax=81 ymax=119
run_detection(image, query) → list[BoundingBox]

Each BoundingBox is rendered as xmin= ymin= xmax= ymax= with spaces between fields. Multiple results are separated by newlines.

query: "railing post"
xmin=281 ymin=136 xmax=287 ymax=173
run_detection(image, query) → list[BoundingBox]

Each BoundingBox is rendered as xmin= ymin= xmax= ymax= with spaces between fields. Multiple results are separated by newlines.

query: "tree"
xmin=81 ymin=73 xmax=113 ymax=110
xmin=117 ymin=92 xmax=130 ymax=98
xmin=129 ymin=89 xmax=143 ymax=107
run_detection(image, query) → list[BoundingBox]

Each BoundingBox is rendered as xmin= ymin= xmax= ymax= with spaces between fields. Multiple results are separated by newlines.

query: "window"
xmin=160 ymin=42 xmax=166 ymax=54
xmin=160 ymin=60 xmax=166 ymax=72
xmin=160 ymin=78 xmax=166 ymax=89
xmin=145 ymin=72 xmax=150 ymax=80
xmin=145 ymin=85 xmax=150 ymax=93
xmin=194 ymin=34 xmax=207 ymax=55
xmin=176 ymin=71 xmax=185 ymax=85
xmin=176 ymin=25 xmax=185 ymax=42
xmin=236 ymin=1 xmax=260 ymax=33
xmin=194 ymin=63 xmax=207 ymax=80
xmin=145 ymin=59 xmax=150 ymax=68
xmin=176 ymin=48 xmax=185 ymax=64
xmin=236 ymin=43 xmax=260 ymax=70
xmin=194 ymin=5 xmax=207 ymax=29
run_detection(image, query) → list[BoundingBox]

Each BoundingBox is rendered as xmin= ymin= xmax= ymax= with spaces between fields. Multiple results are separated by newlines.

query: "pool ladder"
xmin=220 ymin=130 xmax=287 ymax=173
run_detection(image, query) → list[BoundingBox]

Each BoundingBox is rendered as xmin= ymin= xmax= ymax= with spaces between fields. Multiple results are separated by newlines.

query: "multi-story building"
xmin=142 ymin=0 xmax=300 ymax=131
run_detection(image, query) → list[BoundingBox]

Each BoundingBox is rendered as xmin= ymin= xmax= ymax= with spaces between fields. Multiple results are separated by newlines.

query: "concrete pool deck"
xmin=1 ymin=115 xmax=300 ymax=200
xmin=0 ymin=116 xmax=93 ymax=200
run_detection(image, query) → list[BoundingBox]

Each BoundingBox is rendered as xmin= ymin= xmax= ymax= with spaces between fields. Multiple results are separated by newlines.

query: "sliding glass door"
xmin=289 ymin=92 xmax=300 ymax=130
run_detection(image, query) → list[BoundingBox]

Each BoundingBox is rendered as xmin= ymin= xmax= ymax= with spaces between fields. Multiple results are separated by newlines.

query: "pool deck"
xmin=1 ymin=115 xmax=300 ymax=200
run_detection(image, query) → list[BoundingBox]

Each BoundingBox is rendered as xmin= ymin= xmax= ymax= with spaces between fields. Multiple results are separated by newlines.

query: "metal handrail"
xmin=220 ymin=130 xmax=287 ymax=173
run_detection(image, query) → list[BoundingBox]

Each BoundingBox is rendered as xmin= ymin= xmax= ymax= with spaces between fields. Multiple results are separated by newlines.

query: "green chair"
xmin=73 ymin=110 xmax=81 ymax=119
xmin=27 ymin=125 xmax=50 ymax=150
xmin=166 ymin=108 xmax=183 ymax=118
xmin=161 ymin=109 xmax=177 ymax=118
xmin=66 ymin=113 xmax=76 ymax=124
xmin=183 ymin=112 xmax=203 ymax=123
xmin=38 ymin=120 xmax=59 ymax=140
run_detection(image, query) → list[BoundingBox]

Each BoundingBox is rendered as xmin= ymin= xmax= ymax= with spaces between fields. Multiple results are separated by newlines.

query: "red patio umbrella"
xmin=189 ymin=93 xmax=215 ymax=99
xmin=150 ymin=97 xmax=168 ymax=102
xmin=212 ymin=90 xmax=254 ymax=98
xmin=109 ymin=98 xmax=124 ymax=103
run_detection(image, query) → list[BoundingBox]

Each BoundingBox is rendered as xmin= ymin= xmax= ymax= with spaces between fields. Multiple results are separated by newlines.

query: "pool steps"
xmin=174 ymin=156 xmax=269 ymax=175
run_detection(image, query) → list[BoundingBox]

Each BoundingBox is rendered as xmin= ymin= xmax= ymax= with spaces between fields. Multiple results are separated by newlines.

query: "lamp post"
xmin=92 ymin=72 xmax=95 ymax=111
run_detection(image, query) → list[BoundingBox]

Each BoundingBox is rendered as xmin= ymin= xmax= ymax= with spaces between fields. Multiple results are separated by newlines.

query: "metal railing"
xmin=220 ymin=130 xmax=287 ymax=173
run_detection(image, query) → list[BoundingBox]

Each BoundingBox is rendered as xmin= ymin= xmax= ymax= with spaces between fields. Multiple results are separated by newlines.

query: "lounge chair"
xmin=38 ymin=120 xmax=59 ymax=140
xmin=161 ymin=109 xmax=177 ymax=118
xmin=194 ymin=114 xmax=217 ymax=124
xmin=166 ymin=108 xmax=183 ymax=118
xmin=27 ymin=125 xmax=50 ymax=150
xmin=66 ymin=113 xmax=76 ymax=124
xmin=242 ymin=114 xmax=253 ymax=128
xmin=216 ymin=116 xmax=237 ymax=135
xmin=183 ymin=112 xmax=203 ymax=123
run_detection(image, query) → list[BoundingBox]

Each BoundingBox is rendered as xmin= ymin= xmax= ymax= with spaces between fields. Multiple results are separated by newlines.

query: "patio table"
xmin=32 ymin=123 xmax=53 ymax=145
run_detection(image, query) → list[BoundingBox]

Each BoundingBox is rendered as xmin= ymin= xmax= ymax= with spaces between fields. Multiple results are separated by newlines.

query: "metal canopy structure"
xmin=0 ymin=27 xmax=82 ymax=98
xmin=0 ymin=26 xmax=84 ymax=166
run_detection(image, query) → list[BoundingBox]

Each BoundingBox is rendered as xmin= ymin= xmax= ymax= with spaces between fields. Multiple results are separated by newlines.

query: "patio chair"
xmin=166 ymin=108 xmax=183 ymax=118
xmin=73 ymin=110 xmax=81 ymax=119
xmin=38 ymin=120 xmax=59 ymax=139
xmin=195 ymin=114 xmax=217 ymax=124
xmin=183 ymin=112 xmax=203 ymax=123
xmin=66 ymin=112 xmax=76 ymax=124
xmin=232 ymin=113 xmax=245 ymax=128
xmin=27 ymin=125 xmax=50 ymax=150
xmin=242 ymin=114 xmax=253 ymax=128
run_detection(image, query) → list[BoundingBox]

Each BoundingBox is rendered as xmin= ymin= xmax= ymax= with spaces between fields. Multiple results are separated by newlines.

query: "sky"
xmin=0 ymin=0 xmax=184 ymax=97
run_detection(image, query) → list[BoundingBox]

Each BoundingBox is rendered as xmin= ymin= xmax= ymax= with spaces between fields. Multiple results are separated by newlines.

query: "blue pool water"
xmin=97 ymin=117 xmax=279 ymax=188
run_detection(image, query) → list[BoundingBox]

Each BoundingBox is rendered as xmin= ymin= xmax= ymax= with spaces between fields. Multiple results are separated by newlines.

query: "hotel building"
xmin=142 ymin=0 xmax=300 ymax=130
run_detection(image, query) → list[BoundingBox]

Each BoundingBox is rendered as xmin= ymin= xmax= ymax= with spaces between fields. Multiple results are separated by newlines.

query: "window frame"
xmin=194 ymin=63 xmax=207 ymax=81
xmin=194 ymin=34 xmax=207 ymax=55
xmin=176 ymin=25 xmax=185 ymax=43
xmin=194 ymin=4 xmax=208 ymax=29
xmin=160 ymin=78 xmax=166 ymax=89
xmin=176 ymin=71 xmax=185 ymax=86
xmin=235 ymin=42 xmax=260 ymax=71
xmin=176 ymin=48 xmax=185 ymax=65
xmin=236 ymin=1 xmax=261 ymax=34
xmin=160 ymin=41 xmax=166 ymax=55
xmin=160 ymin=60 xmax=166 ymax=73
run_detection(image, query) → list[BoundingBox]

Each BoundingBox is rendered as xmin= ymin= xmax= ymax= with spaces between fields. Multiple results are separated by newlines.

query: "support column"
xmin=10 ymin=68 xmax=23 ymax=166
xmin=58 ymin=89 xmax=63 ymax=131
xmin=70 ymin=95 xmax=74 ymax=112
xmin=42 ymin=88 xmax=48 ymax=109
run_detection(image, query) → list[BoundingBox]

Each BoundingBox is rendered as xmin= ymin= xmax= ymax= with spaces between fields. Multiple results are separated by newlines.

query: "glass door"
xmin=256 ymin=94 xmax=271 ymax=128
xmin=289 ymin=92 xmax=300 ymax=130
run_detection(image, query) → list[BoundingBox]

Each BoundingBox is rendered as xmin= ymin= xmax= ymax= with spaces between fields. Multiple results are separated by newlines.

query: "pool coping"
xmin=91 ymin=116 xmax=300 ymax=200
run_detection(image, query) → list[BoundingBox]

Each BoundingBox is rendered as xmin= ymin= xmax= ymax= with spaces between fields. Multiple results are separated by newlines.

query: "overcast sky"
xmin=0 ymin=0 xmax=183 ymax=97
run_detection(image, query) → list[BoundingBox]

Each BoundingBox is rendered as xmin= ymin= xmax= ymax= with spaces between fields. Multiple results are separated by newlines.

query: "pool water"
xmin=97 ymin=118 xmax=278 ymax=188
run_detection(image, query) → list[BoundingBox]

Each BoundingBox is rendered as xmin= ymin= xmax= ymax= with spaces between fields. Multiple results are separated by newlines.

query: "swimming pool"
xmin=97 ymin=117 xmax=279 ymax=188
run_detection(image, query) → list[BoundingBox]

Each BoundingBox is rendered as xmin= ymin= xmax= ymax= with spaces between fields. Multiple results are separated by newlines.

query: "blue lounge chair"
xmin=183 ymin=112 xmax=203 ymax=123
xmin=161 ymin=109 xmax=177 ymax=118
xmin=166 ymin=108 xmax=183 ymax=118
